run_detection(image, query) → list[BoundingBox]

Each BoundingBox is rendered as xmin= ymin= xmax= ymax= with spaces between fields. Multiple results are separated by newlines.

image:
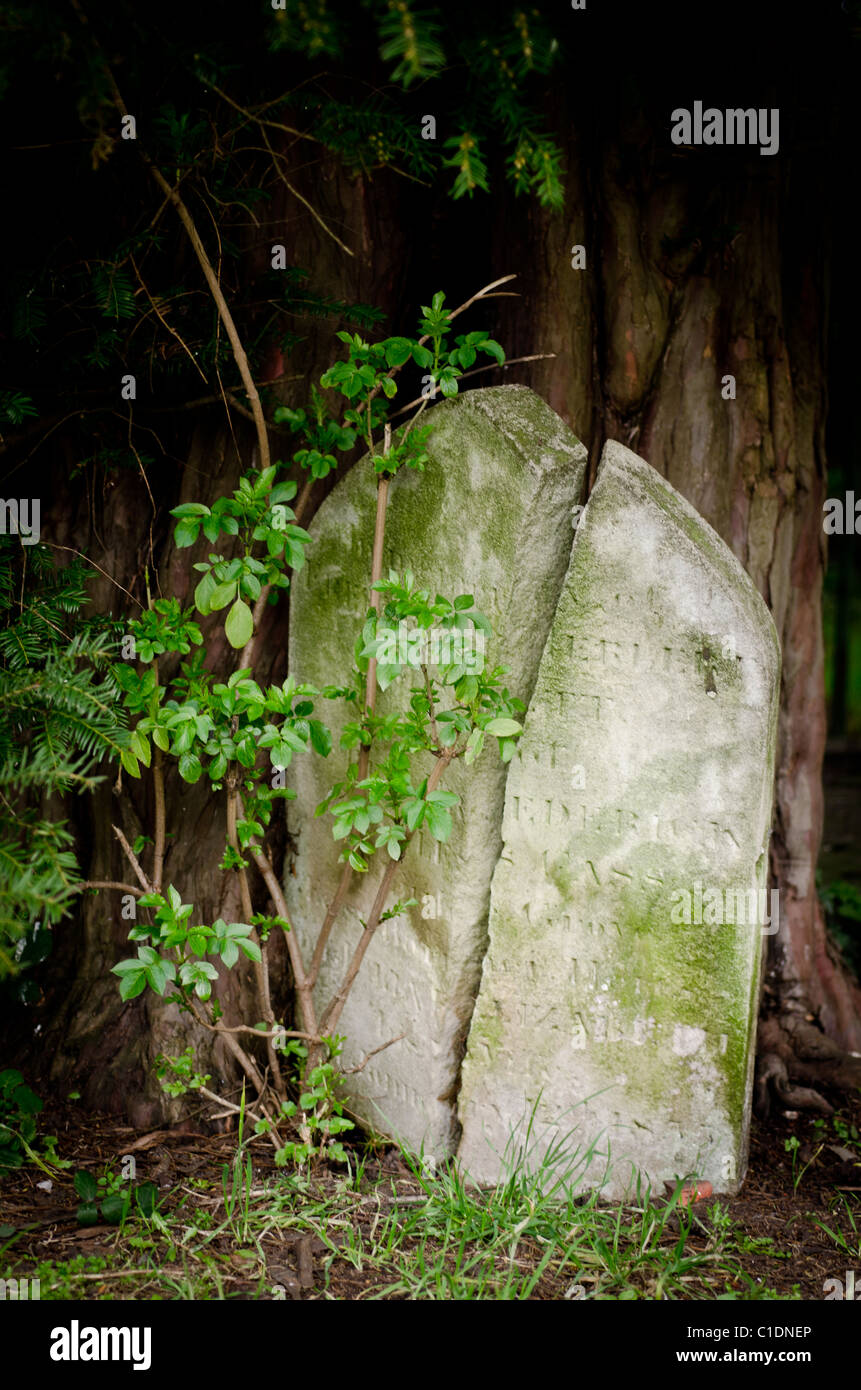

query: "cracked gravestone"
xmin=457 ymin=439 xmax=781 ymax=1198
xmin=286 ymin=385 xmax=587 ymax=1157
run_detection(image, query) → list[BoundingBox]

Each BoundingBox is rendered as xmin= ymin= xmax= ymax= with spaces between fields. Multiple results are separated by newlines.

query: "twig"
xmin=241 ymin=810 xmax=317 ymax=1042
xmin=41 ymin=544 xmax=141 ymax=608
xmin=261 ymin=127 xmax=354 ymax=257
xmin=197 ymin=1086 xmax=279 ymax=1150
xmin=145 ymin=391 xmax=300 ymax=426
xmin=111 ymin=824 xmax=152 ymax=893
xmin=73 ymin=880 xmax=144 ymax=896
xmin=192 ymin=1002 xmax=267 ymax=1096
xmin=151 ymin=658 xmax=166 ymax=894
xmin=200 ymin=79 xmax=320 ymax=146
xmin=308 ymin=863 xmax=353 ymax=991
xmin=422 ymin=665 xmax=441 ymax=749
xmin=447 ymin=274 xmax=519 ymax=325
xmin=208 ymin=1023 xmax=321 ymax=1042
xmin=130 ymin=255 xmax=208 ymax=383
xmin=390 ymin=353 xmax=557 ymax=421
xmin=342 ymin=1033 xmax=407 ymax=1075
xmin=226 ymin=785 xmax=283 ymax=1098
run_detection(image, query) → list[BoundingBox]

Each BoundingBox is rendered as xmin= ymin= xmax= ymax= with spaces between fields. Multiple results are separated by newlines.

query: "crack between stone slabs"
xmin=444 ymin=448 xmax=595 ymax=1137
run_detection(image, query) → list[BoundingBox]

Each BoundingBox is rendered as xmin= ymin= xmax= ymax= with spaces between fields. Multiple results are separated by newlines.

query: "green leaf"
xmin=208 ymin=580 xmax=238 ymax=612
xmin=74 ymin=1170 xmax=98 ymax=1202
xmin=135 ymin=1181 xmax=157 ymax=1217
xmin=77 ymin=1202 xmax=99 ymax=1226
xmin=129 ymin=730 xmax=151 ymax=768
xmin=464 ymin=728 xmax=484 ymax=766
xmin=100 ymin=1192 xmax=128 ymax=1224
xmin=484 ymin=717 xmax=523 ymax=737
xmin=383 ymin=336 xmax=413 ymax=367
xmin=308 ymin=719 xmax=332 ymax=757
xmin=480 ymin=338 xmax=505 ymax=366
xmin=194 ymin=571 xmax=217 ymax=615
xmin=171 ymin=503 xmax=211 ymax=518
xmin=225 ymin=598 xmax=254 ymax=650
xmin=121 ymin=748 xmax=141 ymax=779
xmin=174 ymin=518 xmax=200 ymax=548
xmin=145 ymin=958 xmax=174 ymax=995
xmin=178 ymin=751 xmax=203 ymax=784
xmin=424 ymin=801 xmax=453 ymax=842
xmin=209 ymin=752 xmax=228 ymax=782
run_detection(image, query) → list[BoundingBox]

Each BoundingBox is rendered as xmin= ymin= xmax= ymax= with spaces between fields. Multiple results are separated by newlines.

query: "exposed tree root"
xmin=755 ymin=1011 xmax=861 ymax=1118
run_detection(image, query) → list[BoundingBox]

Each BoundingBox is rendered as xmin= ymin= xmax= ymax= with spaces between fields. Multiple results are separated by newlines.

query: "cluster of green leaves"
xmin=112 ymin=885 xmax=261 ymax=1003
xmin=123 ymin=598 xmax=202 ymax=667
xmin=170 ymin=468 xmax=311 ymax=649
xmin=0 ymin=389 xmax=38 ymax=427
xmin=273 ymin=386 xmax=357 ymax=480
xmin=0 ymin=1068 xmax=43 ymax=1169
xmin=115 ymin=643 xmax=330 ymax=790
xmin=0 ymin=540 xmax=129 ymax=982
xmin=265 ymin=2 xmax=565 ymax=205
xmin=317 ymin=573 xmax=524 ymax=873
xmin=74 ymin=1167 xmax=157 ymax=1227
xmin=256 ymin=1039 xmax=354 ymax=1167
xmin=276 ymin=291 xmax=503 ymax=486
xmin=154 ymin=1045 xmax=211 ymax=1098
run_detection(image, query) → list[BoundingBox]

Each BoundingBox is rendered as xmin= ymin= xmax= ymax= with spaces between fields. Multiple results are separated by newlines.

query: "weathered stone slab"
xmin=457 ymin=440 xmax=780 ymax=1197
xmin=287 ymin=386 xmax=587 ymax=1156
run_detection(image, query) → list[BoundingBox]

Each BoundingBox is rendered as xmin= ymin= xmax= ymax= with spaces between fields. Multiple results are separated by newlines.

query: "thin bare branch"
xmin=73 ymin=881 xmax=144 ymax=896
xmin=390 ymin=353 xmax=557 ymax=421
xmin=226 ymin=785 xmax=283 ymax=1097
xmin=130 ymin=255 xmax=208 ymax=383
xmin=261 ymin=127 xmax=355 ymax=257
xmin=342 ymin=1033 xmax=407 ymax=1075
xmin=41 ymin=545 xmax=141 ymax=608
xmin=111 ymin=824 xmax=151 ymax=893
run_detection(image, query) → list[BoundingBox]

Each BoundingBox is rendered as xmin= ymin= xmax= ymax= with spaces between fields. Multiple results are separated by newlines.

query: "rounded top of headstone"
xmin=585 ymin=439 xmax=781 ymax=684
xmin=423 ymin=385 xmax=587 ymax=476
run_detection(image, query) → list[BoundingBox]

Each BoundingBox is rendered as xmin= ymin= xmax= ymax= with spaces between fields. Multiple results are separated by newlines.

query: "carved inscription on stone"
xmin=457 ymin=440 xmax=780 ymax=1198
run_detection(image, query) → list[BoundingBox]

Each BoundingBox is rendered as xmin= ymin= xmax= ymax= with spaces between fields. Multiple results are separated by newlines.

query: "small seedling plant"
xmin=0 ymin=1069 xmax=67 ymax=1174
xmin=73 ymin=1166 xmax=158 ymax=1228
xmin=106 ymin=280 xmax=524 ymax=1159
